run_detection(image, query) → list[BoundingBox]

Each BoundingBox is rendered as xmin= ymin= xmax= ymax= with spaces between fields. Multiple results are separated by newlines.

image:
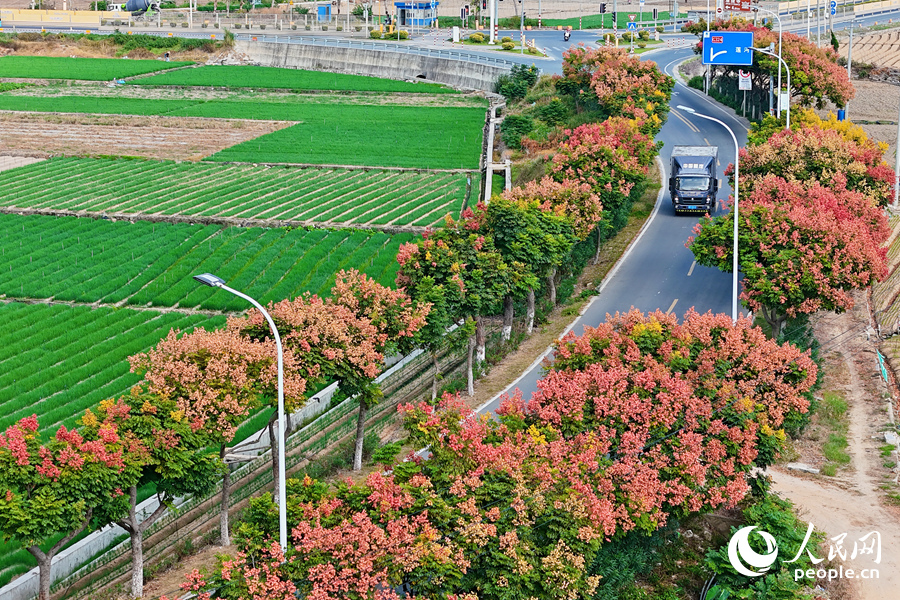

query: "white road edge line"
xmin=474 ymin=153 xmax=669 ymax=415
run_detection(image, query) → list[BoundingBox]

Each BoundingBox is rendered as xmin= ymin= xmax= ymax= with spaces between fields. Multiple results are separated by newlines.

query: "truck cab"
xmin=669 ymin=146 xmax=718 ymax=215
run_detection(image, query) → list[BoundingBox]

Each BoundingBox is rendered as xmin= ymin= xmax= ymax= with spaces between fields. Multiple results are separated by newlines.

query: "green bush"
xmin=621 ymin=31 xmax=633 ymax=42
xmin=322 ymin=25 xmax=328 ymax=30
xmin=259 ymin=24 xmax=266 ymax=30
xmin=468 ymin=32 xmax=485 ymax=43
xmin=637 ymin=41 xmax=647 ymax=48
xmin=501 ymin=36 xmax=513 ymax=43
xmin=399 ymin=29 xmax=409 ymax=39
xmin=495 ymin=63 xmax=539 ymax=101
xmin=638 ymin=29 xmax=650 ymax=40
xmin=234 ymin=23 xmax=242 ymax=29
xmin=371 ymin=442 xmax=403 ymax=466
xmin=501 ymin=41 xmax=515 ymax=50
xmin=537 ymin=97 xmax=567 ymax=125
xmin=336 ymin=26 xmax=343 ymax=31
xmin=655 ymin=25 xmax=664 ymax=33
xmin=501 ymin=114 xmax=534 ymax=149
xmin=687 ymin=74 xmax=704 ymax=90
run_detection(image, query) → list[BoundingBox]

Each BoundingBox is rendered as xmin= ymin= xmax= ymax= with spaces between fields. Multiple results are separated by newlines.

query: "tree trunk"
xmin=595 ymin=227 xmax=603 ymax=264
xmin=119 ymin=485 xmax=168 ymax=599
xmin=130 ymin=526 xmax=144 ymax=599
xmin=27 ymin=512 xmax=91 ymax=600
xmin=466 ymin=334 xmax=475 ymax=397
xmin=526 ymin=287 xmax=535 ymax=334
xmin=760 ymin=305 xmax=785 ymax=339
xmin=353 ymin=401 xmax=368 ymax=471
xmin=268 ymin=415 xmax=279 ymax=496
xmin=220 ymin=445 xmax=231 ymax=546
xmin=431 ymin=351 xmax=440 ymax=401
xmin=502 ymin=295 xmax=513 ymax=341
xmin=547 ymin=267 xmax=557 ymax=306
xmin=475 ymin=315 xmax=486 ymax=363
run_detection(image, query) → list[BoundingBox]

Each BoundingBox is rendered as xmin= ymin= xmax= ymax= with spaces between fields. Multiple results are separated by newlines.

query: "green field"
xmin=133 ymin=64 xmax=454 ymax=93
xmin=0 ymin=96 xmax=484 ymax=168
xmin=543 ymin=11 xmax=683 ymax=28
xmin=0 ymin=214 xmax=412 ymax=310
xmin=0 ymin=56 xmax=193 ymax=80
xmin=0 ymin=158 xmax=468 ymax=227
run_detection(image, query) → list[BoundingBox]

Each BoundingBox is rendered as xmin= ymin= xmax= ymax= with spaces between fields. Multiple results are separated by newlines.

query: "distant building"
xmin=393 ymin=1 xmax=439 ymax=26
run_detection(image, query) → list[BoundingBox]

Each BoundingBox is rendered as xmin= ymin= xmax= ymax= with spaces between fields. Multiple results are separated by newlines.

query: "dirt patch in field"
xmin=0 ymin=112 xmax=292 ymax=161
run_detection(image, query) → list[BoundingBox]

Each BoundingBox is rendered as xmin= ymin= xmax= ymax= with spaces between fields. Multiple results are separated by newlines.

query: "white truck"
xmin=669 ymin=145 xmax=719 ymax=215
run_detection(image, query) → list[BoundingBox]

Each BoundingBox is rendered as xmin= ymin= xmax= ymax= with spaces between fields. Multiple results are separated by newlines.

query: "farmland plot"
xmin=0 ymin=214 xmax=412 ymax=309
xmin=0 ymin=158 xmax=468 ymax=226
xmin=0 ymin=56 xmax=193 ymax=80
xmin=132 ymin=64 xmax=454 ymax=94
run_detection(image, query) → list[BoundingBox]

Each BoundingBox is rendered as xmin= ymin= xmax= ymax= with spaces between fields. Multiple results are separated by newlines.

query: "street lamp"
xmin=752 ymin=5 xmax=783 ymax=119
xmin=193 ymin=273 xmax=288 ymax=554
xmin=750 ymin=45 xmax=791 ymax=129
xmin=675 ymin=106 xmax=741 ymax=324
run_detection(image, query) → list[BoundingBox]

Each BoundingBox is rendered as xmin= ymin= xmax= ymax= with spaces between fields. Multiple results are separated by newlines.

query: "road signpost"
xmin=701 ymin=30 xmax=753 ymax=65
xmin=627 ymin=17 xmax=637 ymax=52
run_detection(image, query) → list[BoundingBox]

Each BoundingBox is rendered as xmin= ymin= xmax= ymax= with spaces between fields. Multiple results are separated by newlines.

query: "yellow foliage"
xmin=796 ymin=108 xmax=889 ymax=154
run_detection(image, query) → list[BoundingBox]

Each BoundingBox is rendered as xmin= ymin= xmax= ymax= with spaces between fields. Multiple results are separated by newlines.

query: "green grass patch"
xmin=543 ymin=12 xmax=680 ymax=29
xmin=204 ymin=105 xmax=484 ymax=169
xmin=819 ymin=390 xmax=848 ymax=431
xmin=0 ymin=56 xmax=192 ymax=80
xmin=0 ymin=213 xmax=411 ymax=310
xmin=0 ymin=157 xmax=468 ymax=225
xmin=133 ymin=64 xmax=453 ymax=93
xmin=0 ymin=96 xmax=485 ymax=169
xmin=881 ymin=443 xmax=895 ymax=457
xmin=823 ymin=433 xmax=851 ymax=464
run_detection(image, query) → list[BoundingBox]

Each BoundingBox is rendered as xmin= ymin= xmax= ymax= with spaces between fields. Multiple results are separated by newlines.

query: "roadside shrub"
xmin=399 ymin=29 xmax=408 ymax=39
xmin=621 ymin=31 xmax=633 ymax=42
xmin=637 ymin=41 xmax=647 ymax=48
xmin=655 ymin=25 xmax=664 ymax=33
xmin=638 ymin=29 xmax=649 ymax=40
xmin=501 ymin=114 xmax=534 ymax=149
xmin=336 ymin=25 xmax=343 ymax=31
xmin=600 ymin=32 xmax=615 ymax=43
xmin=501 ymin=41 xmax=515 ymax=50
xmin=501 ymin=36 xmax=513 ymax=43
xmin=537 ymin=97 xmax=567 ymax=125
xmin=322 ymin=25 xmax=328 ymax=30
xmin=468 ymin=32 xmax=485 ymax=43
xmin=260 ymin=24 xmax=267 ymax=29
xmin=234 ymin=23 xmax=242 ymax=28
xmin=687 ymin=74 xmax=704 ymax=90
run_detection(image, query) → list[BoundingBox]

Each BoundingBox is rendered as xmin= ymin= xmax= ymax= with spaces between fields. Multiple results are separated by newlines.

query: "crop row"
xmin=0 ymin=214 xmax=412 ymax=310
xmin=0 ymin=55 xmax=193 ymax=80
xmin=0 ymin=158 xmax=467 ymax=226
xmin=0 ymin=302 xmax=224 ymax=435
xmin=132 ymin=64 xmax=454 ymax=93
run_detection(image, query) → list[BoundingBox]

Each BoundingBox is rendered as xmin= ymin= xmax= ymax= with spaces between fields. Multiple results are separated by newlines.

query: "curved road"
xmin=476 ymin=46 xmax=751 ymax=415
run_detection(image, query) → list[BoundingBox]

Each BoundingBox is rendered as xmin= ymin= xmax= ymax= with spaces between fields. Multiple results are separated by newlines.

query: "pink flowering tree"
xmin=689 ymin=176 xmax=889 ymax=338
xmin=82 ymin=390 xmax=224 ymax=599
xmin=557 ymin=46 xmax=673 ymax=134
xmin=0 ymin=413 xmax=143 ymax=600
xmin=550 ymin=118 xmax=658 ymax=250
xmin=328 ymin=269 xmax=430 ymax=471
xmin=498 ymin=183 xmax=594 ymax=329
xmin=130 ymin=327 xmax=307 ymax=547
xmin=735 ymin=124 xmax=895 ymax=207
xmin=231 ymin=271 xmax=428 ymax=472
xmin=397 ymin=219 xmax=531 ymax=396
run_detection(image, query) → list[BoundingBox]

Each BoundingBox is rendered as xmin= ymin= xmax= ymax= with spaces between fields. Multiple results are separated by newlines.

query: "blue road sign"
xmin=831 ymin=8 xmax=836 ymax=14
xmin=702 ymin=30 xmax=754 ymax=66
xmin=627 ymin=21 xmax=638 ymax=31
xmin=830 ymin=1 xmax=836 ymax=7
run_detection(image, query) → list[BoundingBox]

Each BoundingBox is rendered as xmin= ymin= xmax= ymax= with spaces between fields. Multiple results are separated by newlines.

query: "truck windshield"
xmin=676 ymin=176 xmax=710 ymax=191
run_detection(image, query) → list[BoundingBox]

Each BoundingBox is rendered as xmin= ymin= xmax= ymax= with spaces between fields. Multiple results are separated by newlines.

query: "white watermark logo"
xmin=727 ymin=526 xmax=779 ymax=577
xmin=726 ymin=523 xmax=881 ymax=581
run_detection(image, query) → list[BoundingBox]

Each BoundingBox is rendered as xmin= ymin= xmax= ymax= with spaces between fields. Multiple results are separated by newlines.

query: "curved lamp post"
xmin=750 ymin=45 xmax=791 ymax=130
xmin=675 ymin=106 xmax=740 ymax=324
xmin=752 ymin=5 xmax=783 ymax=119
xmin=193 ymin=273 xmax=288 ymax=554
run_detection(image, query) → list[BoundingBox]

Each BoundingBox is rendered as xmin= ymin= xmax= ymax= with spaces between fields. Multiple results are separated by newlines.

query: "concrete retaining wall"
xmin=236 ymin=40 xmax=510 ymax=91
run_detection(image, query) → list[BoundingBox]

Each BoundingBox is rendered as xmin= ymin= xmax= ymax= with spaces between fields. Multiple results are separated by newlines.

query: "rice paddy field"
xmin=0 ymin=55 xmax=194 ymax=79
xmin=0 ymin=158 xmax=468 ymax=226
xmin=133 ymin=64 xmax=455 ymax=93
xmin=0 ymin=49 xmax=487 ymax=591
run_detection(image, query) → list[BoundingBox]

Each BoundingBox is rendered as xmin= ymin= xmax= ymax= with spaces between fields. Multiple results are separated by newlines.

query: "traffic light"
xmin=652 ymin=7 xmax=658 ymax=19
xmin=599 ymin=3 xmax=606 ymax=13
xmin=481 ymin=0 xmax=486 ymax=9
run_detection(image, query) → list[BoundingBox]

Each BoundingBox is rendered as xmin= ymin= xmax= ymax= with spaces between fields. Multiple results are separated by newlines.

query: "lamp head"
xmin=193 ymin=273 xmax=226 ymax=287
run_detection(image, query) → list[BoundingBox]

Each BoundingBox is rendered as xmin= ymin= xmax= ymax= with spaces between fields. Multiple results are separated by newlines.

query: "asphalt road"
xmin=475 ymin=45 xmax=752 ymax=416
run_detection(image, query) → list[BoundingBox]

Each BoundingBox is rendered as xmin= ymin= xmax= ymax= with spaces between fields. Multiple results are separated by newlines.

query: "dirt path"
xmin=770 ymin=301 xmax=900 ymax=600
